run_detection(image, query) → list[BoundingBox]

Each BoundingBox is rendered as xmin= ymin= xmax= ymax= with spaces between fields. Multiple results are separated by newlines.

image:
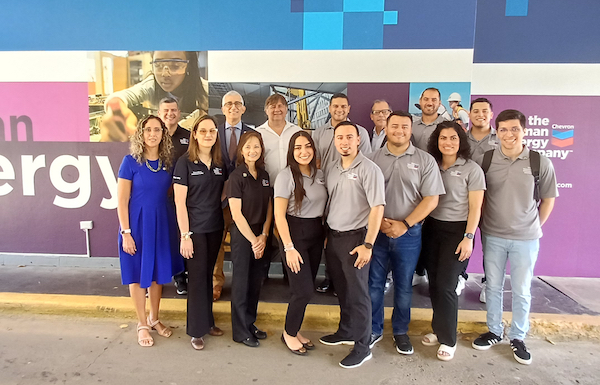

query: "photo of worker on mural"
xmin=89 ymin=51 xmax=208 ymax=142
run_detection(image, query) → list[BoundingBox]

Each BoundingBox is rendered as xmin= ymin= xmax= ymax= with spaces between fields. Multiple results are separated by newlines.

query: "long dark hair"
xmin=188 ymin=115 xmax=222 ymax=167
xmin=151 ymin=51 xmax=208 ymax=114
xmin=236 ymin=131 xmax=265 ymax=169
xmin=427 ymin=121 xmax=471 ymax=164
xmin=286 ymin=131 xmax=317 ymax=215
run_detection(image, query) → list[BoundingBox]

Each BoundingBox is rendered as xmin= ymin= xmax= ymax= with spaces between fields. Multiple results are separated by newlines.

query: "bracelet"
xmin=401 ymin=219 xmax=411 ymax=229
xmin=181 ymin=231 xmax=193 ymax=240
xmin=120 ymin=229 xmax=131 ymax=235
xmin=261 ymin=232 xmax=268 ymax=237
xmin=284 ymin=242 xmax=295 ymax=252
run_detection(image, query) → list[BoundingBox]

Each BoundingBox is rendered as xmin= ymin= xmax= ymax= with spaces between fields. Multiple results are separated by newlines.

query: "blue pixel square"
xmin=383 ymin=11 xmax=398 ymax=25
xmin=304 ymin=0 xmax=343 ymax=12
xmin=505 ymin=0 xmax=528 ymax=16
xmin=343 ymin=0 xmax=384 ymax=12
xmin=303 ymin=12 xmax=344 ymax=50
xmin=291 ymin=0 xmax=304 ymax=13
xmin=343 ymin=12 xmax=383 ymax=49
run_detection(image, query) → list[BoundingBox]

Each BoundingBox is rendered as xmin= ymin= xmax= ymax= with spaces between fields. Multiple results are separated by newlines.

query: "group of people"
xmin=116 ymin=87 xmax=558 ymax=369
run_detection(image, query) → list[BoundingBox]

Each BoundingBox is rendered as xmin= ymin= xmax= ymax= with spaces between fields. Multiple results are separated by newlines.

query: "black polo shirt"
xmin=172 ymin=156 xmax=226 ymax=234
xmin=171 ymin=125 xmax=191 ymax=163
xmin=227 ymin=164 xmax=273 ymax=226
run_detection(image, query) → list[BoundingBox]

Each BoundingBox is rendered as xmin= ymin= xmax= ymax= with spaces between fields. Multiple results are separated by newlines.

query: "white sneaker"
xmin=412 ymin=273 xmax=428 ymax=286
xmin=456 ymin=275 xmax=466 ymax=296
xmin=479 ymin=282 xmax=487 ymax=303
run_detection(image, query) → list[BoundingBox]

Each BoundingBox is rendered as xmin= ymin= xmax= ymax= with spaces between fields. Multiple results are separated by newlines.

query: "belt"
xmin=328 ymin=227 xmax=366 ymax=238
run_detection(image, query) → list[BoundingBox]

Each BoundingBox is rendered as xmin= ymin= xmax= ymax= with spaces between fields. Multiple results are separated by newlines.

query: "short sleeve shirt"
xmin=430 ymin=158 xmax=486 ymax=222
xmin=326 ymin=152 xmax=385 ymax=232
xmin=254 ymin=121 xmax=302 ymax=184
xmin=274 ymin=167 xmax=327 ymax=218
xmin=467 ymin=129 xmax=498 ymax=159
xmin=172 ymin=157 xmax=226 ymax=233
xmin=312 ymin=121 xmax=372 ymax=177
xmin=171 ymin=125 xmax=191 ymax=163
xmin=369 ymin=143 xmax=445 ymax=220
xmin=227 ymin=165 xmax=273 ymax=226
xmin=477 ymin=147 xmax=559 ymax=240
xmin=411 ymin=114 xmax=447 ymax=151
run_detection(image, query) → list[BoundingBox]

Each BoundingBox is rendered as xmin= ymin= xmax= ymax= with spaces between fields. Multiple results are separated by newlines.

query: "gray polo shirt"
xmin=369 ymin=143 xmax=445 ymax=220
xmin=313 ymin=121 xmax=372 ymax=176
xmin=411 ymin=114 xmax=447 ymax=151
xmin=430 ymin=158 xmax=486 ymax=222
xmin=274 ymin=167 xmax=327 ymax=219
xmin=326 ymin=152 xmax=385 ymax=232
xmin=468 ymin=129 xmax=499 ymax=158
xmin=477 ymin=147 xmax=559 ymax=240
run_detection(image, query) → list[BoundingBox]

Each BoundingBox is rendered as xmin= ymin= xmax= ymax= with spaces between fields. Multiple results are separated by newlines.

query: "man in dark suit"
xmin=213 ymin=90 xmax=255 ymax=300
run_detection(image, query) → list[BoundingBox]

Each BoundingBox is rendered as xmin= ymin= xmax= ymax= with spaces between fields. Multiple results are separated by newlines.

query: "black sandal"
xmin=302 ymin=340 xmax=315 ymax=350
xmin=281 ymin=334 xmax=307 ymax=356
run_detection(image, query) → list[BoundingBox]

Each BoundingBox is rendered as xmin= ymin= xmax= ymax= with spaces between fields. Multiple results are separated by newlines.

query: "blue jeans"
xmin=482 ymin=233 xmax=539 ymax=340
xmin=369 ymin=224 xmax=422 ymax=336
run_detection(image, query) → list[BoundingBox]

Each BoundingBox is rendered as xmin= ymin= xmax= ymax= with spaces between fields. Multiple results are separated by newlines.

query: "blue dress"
xmin=118 ymin=155 xmax=184 ymax=288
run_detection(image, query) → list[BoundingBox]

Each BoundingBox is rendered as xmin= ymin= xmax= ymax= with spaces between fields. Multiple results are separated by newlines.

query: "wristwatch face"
xmin=464 ymin=233 xmax=474 ymax=239
xmin=364 ymin=242 xmax=373 ymax=249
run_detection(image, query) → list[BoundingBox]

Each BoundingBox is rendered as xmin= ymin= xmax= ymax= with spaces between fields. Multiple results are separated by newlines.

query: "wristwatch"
xmin=363 ymin=242 xmax=373 ymax=249
xmin=464 ymin=233 xmax=474 ymax=240
xmin=181 ymin=231 xmax=193 ymax=240
xmin=120 ymin=229 xmax=131 ymax=235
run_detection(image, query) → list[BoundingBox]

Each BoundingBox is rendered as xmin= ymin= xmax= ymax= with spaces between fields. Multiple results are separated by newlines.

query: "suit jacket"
xmin=218 ymin=122 xmax=255 ymax=176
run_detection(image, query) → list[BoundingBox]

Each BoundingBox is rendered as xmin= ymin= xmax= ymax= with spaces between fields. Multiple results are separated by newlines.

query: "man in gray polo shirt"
xmin=319 ymin=121 xmax=385 ymax=369
xmin=466 ymin=97 xmax=498 ymax=302
xmin=472 ymin=109 xmax=558 ymax=366
xmin=368 ymin=111 xmax=445 ymax=355
xmin=411 ymin=87 xmax=448 ymax=151
xmin=313 ymin=92 xmax=372 ymax=176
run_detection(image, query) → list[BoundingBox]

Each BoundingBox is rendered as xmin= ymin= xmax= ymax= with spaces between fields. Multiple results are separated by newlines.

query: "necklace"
xmin=145 ymin=159 xmax=163 ymax=172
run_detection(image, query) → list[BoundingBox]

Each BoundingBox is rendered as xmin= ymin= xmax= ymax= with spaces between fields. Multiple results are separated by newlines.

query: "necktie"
xmin=228 ymin=127 xmax=237 ymax=161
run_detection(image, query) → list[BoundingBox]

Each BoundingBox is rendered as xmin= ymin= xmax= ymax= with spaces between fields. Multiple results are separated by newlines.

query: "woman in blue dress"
xmin=117 ymin=115 xmax=184 ymax=347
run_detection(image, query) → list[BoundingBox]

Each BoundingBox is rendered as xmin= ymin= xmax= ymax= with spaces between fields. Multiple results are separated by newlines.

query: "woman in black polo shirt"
xmin=422 ymin=121 xmax=485 ymax=361
xmin=228 ymin=131 xmax=273 ymax=348
xmin=173 ymin=115 xmax=226 ymax=350
xmin=274 ymin=131 xmax=327 ymax=355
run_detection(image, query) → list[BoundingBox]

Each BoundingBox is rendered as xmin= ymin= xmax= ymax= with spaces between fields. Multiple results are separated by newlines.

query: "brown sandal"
xmin=137 ymin=324 xmax=154 ymax=347
xmin=147 ymin=317 xmax=172 ymax=338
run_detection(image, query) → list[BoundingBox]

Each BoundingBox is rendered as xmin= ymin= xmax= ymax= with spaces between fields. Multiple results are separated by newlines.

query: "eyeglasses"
xmin=372 ymin=109 xmax=392 ymax=116
xmin=151 ymin=59 xmax=189 ymax=74
xmin=497 ymin=127 xmax=522 ymax=134
xmin=223 ymin=101 xmax=243 ymax=108
xmin=143 ymin=127 xmax=163 ymax=134
xmin=196 ymin=128 xmax=218 ymax=136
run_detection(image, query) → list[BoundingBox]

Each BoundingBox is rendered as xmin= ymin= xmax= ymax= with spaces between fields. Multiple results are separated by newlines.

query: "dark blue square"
xmin=291 ymin=0 xmax=304 ymax=13
xmin=343 ymin=12 xmax=383 ymax=49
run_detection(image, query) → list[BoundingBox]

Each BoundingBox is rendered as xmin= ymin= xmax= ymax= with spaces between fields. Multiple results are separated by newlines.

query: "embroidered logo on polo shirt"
xmin=347 ymin=172 xmax=358 ymax=180
xmin=523 ymin=167 xmax=532 ymax=175
xmin=213 ymin=168 xmax=223 ymax=176
xmin=180 ymin=138 xmax=189 ymax=145
xmin=191 ymin=170 xmax=204 ymax=176
xmin=173 ymin=176 xmax=181 ymax=180
xmin=450 ymin=170 xmax=462 ymax=177
xmin=407 ymin=163 xmax=420 ymax=170
xmin=262 ymin=179 xmax=269 ymax=187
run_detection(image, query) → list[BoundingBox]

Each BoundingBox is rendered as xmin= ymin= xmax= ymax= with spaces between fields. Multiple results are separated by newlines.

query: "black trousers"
xmin=230 ymin=223 xmax=270 ymax=342
xmin=421 ymin=217 xmax=468 ymax=346
xmin=326 ymin=228 xmax=371 ymax=355
xmin=187 ymin=230 xmax=223 ymax=338
xmin=282 ymin=216 xmax=325 ymax=336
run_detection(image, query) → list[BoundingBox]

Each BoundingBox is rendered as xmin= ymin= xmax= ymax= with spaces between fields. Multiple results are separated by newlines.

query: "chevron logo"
xmin=551 ymin=129 xmax=573 ymax=148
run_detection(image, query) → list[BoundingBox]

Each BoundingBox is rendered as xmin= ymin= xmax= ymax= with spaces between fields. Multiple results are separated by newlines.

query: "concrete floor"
xmin=0 ymin=265 xmax=596 ymax=315
xmin=1 ymin=313 xmax=599 ymax=385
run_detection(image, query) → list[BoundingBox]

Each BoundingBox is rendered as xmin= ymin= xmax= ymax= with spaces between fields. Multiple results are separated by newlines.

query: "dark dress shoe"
xmin=239 ymin=336 xmax=260 ymax=347
xmin=302 ymin=340 xmax=315 ymax=350
xmin=191 ymin=337 xmax=204 ymax=350
xmin=281 ymin=334 xmax=307 ymax=355
xmin=252 ymin=327 xmax=267 ymax=340
xmin=209 ymin=326 xmax=224 ymax=336
xmin=316 ymin=279 xmax=331 ymax=293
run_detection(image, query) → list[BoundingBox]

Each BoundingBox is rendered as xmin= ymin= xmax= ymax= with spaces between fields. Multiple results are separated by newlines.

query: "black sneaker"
xmin=316 ymin=279 xmax=332 ymax=293
xmin=472 ymin=331 xmax=503 ymax=350
xmin=369 ymin=333 xmax=383 ymax=349
xmin=319 ymin=333 xmax=354 ymax=346
xmin=393 ymin=334 xmax=413 ymax=355
xmin=175 ymin=280 xmax=188 ymax=295
xmin=510 ymin=339 xmax=532 ymax=365
xmin=339 ymin=349 xmax=372 ymax=369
